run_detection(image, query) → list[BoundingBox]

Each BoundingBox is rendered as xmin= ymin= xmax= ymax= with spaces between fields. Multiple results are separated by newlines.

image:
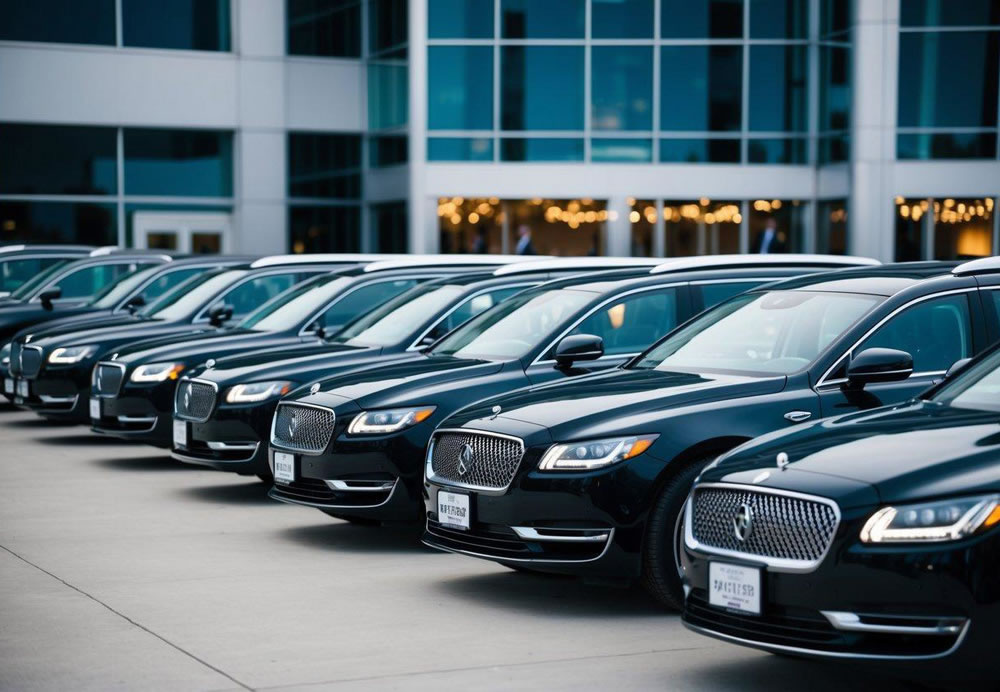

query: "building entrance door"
xmin=133 ymin=212 xmax=232 ymax=254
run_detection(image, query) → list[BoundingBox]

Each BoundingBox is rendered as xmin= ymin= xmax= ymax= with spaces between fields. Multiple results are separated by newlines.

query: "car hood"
xmin=25 ymin=316 xmax=174 ymax=349
xmin=700 ymin=402 xmax=1000 ymax=504
xmin=15 ymin=309 xmax=118 ymax=339
xmin=113 ymin=329 xmax=309 ymax=367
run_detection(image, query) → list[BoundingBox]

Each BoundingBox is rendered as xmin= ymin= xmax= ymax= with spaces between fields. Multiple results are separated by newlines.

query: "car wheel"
xmin=640 ymin=459 xmax=710 ymax=611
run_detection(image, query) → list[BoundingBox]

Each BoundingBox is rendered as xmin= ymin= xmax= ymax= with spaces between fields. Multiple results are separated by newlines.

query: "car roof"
xmin=647 ymin=253 xmax=880 ymax=274
xmin=156 ymin=255 xmax=257 ymax=268
xmin=753 ymin=261 xmax=960 ymax=296
xmin=0 ymin=245 xmax=94 ymax=255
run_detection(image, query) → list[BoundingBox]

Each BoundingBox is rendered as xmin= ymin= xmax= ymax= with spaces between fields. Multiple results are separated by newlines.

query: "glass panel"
xmin=145 ymin=233 xmax=179 ymax=250
xmin=816 ymin=199 xmax=848 ymax=254
xmin=696 ymin=282 xmax=762 ymax=310
xmin=429 ymin=0 xmax=493 ymax=38
xmin=898 ymin=31 xmax=1000 ymax=128
xmin=592 ymin=139 xmax=653 ymax=162
xmin=901 ymin=0 xmax=1000 ymax=27
xmin=56 ymin=263 xmax=148 ymax=300
xmin=371 ymin=200 xmax=408 ymax=252
xmin=0 ymin=124 xmax=116 ymax=196
xmin=437 ymin=197 xmax=503 ymax=253
xmin=818 ymin=134 xmax=849 ymax=163
xmin=369 ymin=62 xmax=409 ymax=129
xmin=0 ymin=0 xmax=114 ymax=45
xmin=191 ymin=233 xmax=221 ymax=254
xmin=428 ymin=286 xmax=525 ymax=341
xmin=664 ymin=200 xmax=740 ymax=255
xmin=819 ymin=0 xmax=850 ymax=38
xmin=819 ymin=46 xmax=850 ymax=132
xmin=749 ymin=45 xmax=808 ymax=132
xmin=0 ymin=257 xmax=68 ymax=295
xmin=934 ymin=197 xmax=994 ymax=259
xmin=429 ymin=46 xmax=493 ymax=130
xmin=897 ymin=132 xmax=997 ymax=159
xmin=123 ymin=129 xmax=233 ymax=197
xmin=500 ymin=0 xmax=584 ymax=38
xmin=319 ymin=279 xmax=418 ymax=331
xmin=630 ymin=199 xmax=657 ymax=256
xmin=369 ymin=0 xmax=407 ymax=54
xmin=567 ymin=289 xmax=678 ymax=356
xmin=661 ymin=0 xmax=743 ymax=37
xmin=894 ymin=197 xmax=927 ymax=261
xmin=369 ymin=135 xmax=408 ymax=167
xmin=747 ymin=138 xmax=807 ymax=164
xmin=122 ymin=0 xmax=230 ymax=50
xmin=509 ymin=199 xmax=605 ymax=255
xmin=592 ymin=0 xmax=654 ymax=38
xmin=859 ymin=294 xmax=972 ymax=373
xmin=222 ymin=274 xmax=301 ymax=320
xmin=660 ymin=46 xmax=742 ymax=131
xmin=288 ymin=133 xmax=362 ymax=199
xmin=140 ymin=267 xmax=203 ymax=303
xmin=287 ymin=0 xmax=361 ymax=57
xmin=502 ymin=46 xmax=585 ymax=130
xmin=427 ymin=137 xmax=494 ymax=161
xmin=289 ymin=205 xmax=361 ymax=253
xmin=750 ymin=0 xmax=808 ymax=38
xmin=659 ymin=138 xmax=740 ymax=162
xmin=0 ymin=201 xmax=116 ymax=245
xmin=500 ymin=138 xmax=584 ymax=161
xmin=750 ymin=199 xmax=805 ymax=253
xmin=592 ymin=46 xmax=653 ymax=131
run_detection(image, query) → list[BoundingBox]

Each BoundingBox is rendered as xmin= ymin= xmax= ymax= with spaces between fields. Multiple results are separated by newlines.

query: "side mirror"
xmin=124 ymin=295 xmax=145 ymax=313
xmin=945 ymin=357 xmax=973 ymax=380
xmin=39 ymin=287 xmax=61 ymax=310
xmin=845 ymin=348 xmax=913 ymax=390
xmin=208 ymin=304 xmax=234 ymax=327
xmin=554 ymin=334 xmax=604 ymax=368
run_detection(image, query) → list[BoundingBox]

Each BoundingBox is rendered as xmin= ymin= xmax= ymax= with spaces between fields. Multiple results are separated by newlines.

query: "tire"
xmin=640 ymin=459 xmax=711 ymax=611
xmin=256 ymin=472 xmax=273 ymax=484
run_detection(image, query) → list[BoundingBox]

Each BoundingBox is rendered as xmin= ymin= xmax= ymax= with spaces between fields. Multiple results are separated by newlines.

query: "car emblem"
xmin=288 ymin=414 xmax=298 ymax=439
xmin=776 ymin=452 xmax=790 ymax=471
xmin=206 ymin=359 xmax=216 ymax=368
xmin=183 ymin=384 xmax=191 ymax=410
xmin=490 ymin=405 xmax=501 ymax=420
xmin=733 ymin=503 xmax=754 ymax=542
xmin=310 ymin=383 xmax=320 ymax=394
xmin=457 ymin=443 xmax=474 ymax=476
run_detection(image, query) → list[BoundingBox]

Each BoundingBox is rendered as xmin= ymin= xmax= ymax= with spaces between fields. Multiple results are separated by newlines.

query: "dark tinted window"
xmin=0 ymin=257 xmax=69 ymax=294
xmin=0 ymin=201 xmax=117 ymax=245
xmin=427 ymin=137 xmax=494 ymax=161
xmin=369 ymin=135 xmax=408 ymax=168
xmin=858 ymin=294 xmax=973 ymax=373
xmin=288 ymin=134 xmax=362 ymax=198
xmin=426 ymin=286 xmax=527 ymax=342
xmin=501 ymin=138 xmax=584 ymax=161
xmin=750 ymin=0 xmax=808 ymax=38
xmin=901 ymin=0 xmax=1000 ymax=26
xmin=659 ymin=138 xmax=740 ymax=163
xmin=749 ymin=46 xmax=808 ymax=132
xmin=501 ymin=0 xmax=584 ymax=38
xmin=593 ymin=0 xmax=653 ymax=38
xmin=661 ymin=46 xmax=742 ymax=131
xmin=0 ymin=0 xmax=114 ymax=44
xmin=318 ymin=279 xmax=418 ymax=331
xmin=897 ymin=132 xmax=997 ymax=160
xmin=429 ymin=0 xmax=493 ymax=38
xmin=696 ymin=282 xmax=761 ymax=311
xmin=55 ymin=263 xmax=155 ymax=300
xmin=502 ymin=47 xmax=585 ymax=130
xmin=661 ymin=0 xmax=742 ymax=38
xmin=123 ymin=129 xmax=233 ymax=197
xmin=564 ymin=289 xmax=679 ymax=357
xmin=429 ymin=46 xmax=494 ymax=130
xmin=289 ymin=206 xmax=361 ymax=253
xmin=0 ymin=125 xmax=117 ymax=196
xmin=287 ymin=0 xmax=361 ymax=57
xmin=140 ymin=267 xmax=204 ymax=304
xmin=371 ymin=201 xmax=408 ymax=252
xmin=370 ymin=0 xmax=407 ymax=54
xmin=592 ymin=46 xmax=653 ymax=131
xmin=215 ymin=273 xmax=302 ymax=320
xmin=819 ymin=46 xmax=850 ymax=132
xmin=122 ymin=0 xmax=230 ymax=51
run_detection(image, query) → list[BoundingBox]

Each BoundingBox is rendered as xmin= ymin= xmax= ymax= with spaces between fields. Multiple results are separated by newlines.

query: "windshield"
xmin=9 ymin=261 xmax=69 ymax=300
xmin=432 ymin=288 xmax=593 ymax=360
xmin=239 ymin=275 xmax=351 ymax=330
xmin=336 ymin=284 xmax=465 ymax=346
xmin=90 ymin=265 xmax=161 ymax=309
xmin=934 ymin=349 xmax=1000 ymax=413
xmin=634 ymin=290 xmax=882 ymax=376
xmin=141 ymin=270 xmax=246 ymax=320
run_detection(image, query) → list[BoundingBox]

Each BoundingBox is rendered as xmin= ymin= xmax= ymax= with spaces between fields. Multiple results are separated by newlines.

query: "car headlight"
xmin=0 ymin=343 xmax=9 ymax=368
xmin=347 ymin=407 xmax=436 ymax=435
xmin=860 ymin=494 xmax=1000 ymax=544
xmin=48 ymin=345 xmax=97 ymax=365
xmin=224 ymin=381 xmax=295 ymax=404
xmin=130 ymin=362 xmax=185 ymax=383
xmin=538 ymin=435 xmax=659 ymax=471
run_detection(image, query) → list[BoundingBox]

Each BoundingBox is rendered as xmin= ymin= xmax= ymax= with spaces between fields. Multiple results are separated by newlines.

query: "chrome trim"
xmin=783 ymin=410 xmax=812 ymax=423
xmin=19 ymin=345 xmax=43 ymax=377
xmin=171 ymin=447 xmax=260 ymax=466
xmin=94 ymin=361 xmax=127 ymax=398
xmin=423 ymin=521 xmax=616 ymax=564
xmin=206 ymin=441 xmax=258 ymax=451
xmin=511 ymin=527 xmax=611 ymax=543
xmin=952 ymin=256 xmax=1000 ymax=275
xmin=269 ymin=401 xmax=337 ymax=456
xmin=649 ymin=254 xmax=879 ymax=274
xmin=325 ymin=479 xmax=396 ymax=492
xmin=38 ymin=394 xmax=78 ymax=405
xmin=821 ymin=611 xmax=967 ymax=636
xmin=270 ymin=478 xmax=400 ymax=510
xmin=493 ymin=257 xmax=663 ymax=275
xmin=682 ymin=619 xmax=970 ymax=662
xmin=684 ymin=482 xmax=841 ymax=573
xmin=425 ymin=428 xmax=526 ymax=494
xmin=174 ymin=377 xmax=219 ymax=422
xmin=117 ymin=415 xmax=156 ymax=424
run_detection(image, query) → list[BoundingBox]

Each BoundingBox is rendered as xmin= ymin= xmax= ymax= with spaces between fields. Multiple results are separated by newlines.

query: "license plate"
xmin=173 ymin=419 xmax=188 ymax=448
xmin=3 ymin=378 xmax=12 ymax=395
xmin=273 ymin=451 xmax=295 ymax=484
xmin=437 ymin=490 xmax=471 ymax=531
xmin=16 ymin=379 xmax=28 ymax=398
xmin=89 ymin=397 xmax=101 ymax=420
xmin=709 ymin=562 xmax=762 ymax=615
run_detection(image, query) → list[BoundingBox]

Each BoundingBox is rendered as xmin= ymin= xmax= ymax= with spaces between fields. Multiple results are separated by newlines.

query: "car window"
xmin=139 ymin=267 xmax=203 ymax=304
xmin=215 ymin=273 xmax=302 ymax=320
xmin=338 ymin=284 xmax=464 ymax=346
xmin=695 ymin=282 xmax=761 ymax=311
xmin=934 ymin=347 xmax=1000 ymax=413
xmin=423 ymin=286 xmax=527 ymax=343
xmin=855 ymin=294 xmax=972 ymax=374
xmin=558 ymin=288 xmax=679 ymax=357
xmin=55 ymin=262 xmax=155 ymax=300
xmin=316 ymin=279 xmax=418 ymax=332
xmin=0 ymin=257 xmax=68 ymax=294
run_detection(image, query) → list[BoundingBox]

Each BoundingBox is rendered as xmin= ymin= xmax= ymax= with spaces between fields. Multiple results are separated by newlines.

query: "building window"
xmin=659 ymin=138 xmax=740 ymax=163
xmin=287 ymin=0 xmax=361 ymax=57
xmin=371 ymin=201 xmax=408 ymax=251
xmin=121 ymin=0 xmax=230 ymax=51
xmin=661 ymin=46 xmax=742 ymax=131
xmin=123 ymin=129 xmax=233 ymax=197
xmin=592 ymin=46 xmax=653 ymax=131
xmin=369 ymin=135 xmax=408 ymax=167
xmin=660 ymin=0 xmax=743 ymax=38
xmin=0 ymin=124 xmax=117 ymax=196
xmin=749 ymin=45 xmax=808 ymax=132
xmin=664 ymin=200 xmax=741 ymax=255
xmin=895 ymin=197 xmax=995 ymax=261
xmin=747 ymin=137 xmax=807 ymax=164
xmin=630 ymin=199 xmax=657 ymax=256
xmin=429 ymin=0 xmax=494 ymax=39
xmin=901 ymin=1 xmax=1000 ymax=28
xmin=289 ymin=205 xmax=361 ymax=253
xmin=428 ymin=46 xmax=493 ymax=130
xmin=0 ymin=0 xmax=115 ymax=45
xmin=592 ymin=0 xmax=653 ymax=38
xmin=369 ymin=0 xmax=408 ymax=57
xmin=592 ymin=139 xmax=653 ymax=163
xmin=0 ymin=201 xmax=116 ymax=245
xmin=500 ymin=0 xmax=584 ymax=39
xmin=369 ymin=62 xmax=409 ymax=129
xmin=428 ymin=137 xmax=494 ymax=161
xmin=502 ymin=46 xmax=585 ymax=130
xmin=500 ymin=138 xmax=584 ymax=161
xmin=816 ymin=199 xmax=848 ymax=254
xmin=751 ymin=0 xmax=808 ymax=39
xmin=750 ymin=198 xmax=805 ymax=253
xmin=288 ymin=133 xmax=362 ymax=199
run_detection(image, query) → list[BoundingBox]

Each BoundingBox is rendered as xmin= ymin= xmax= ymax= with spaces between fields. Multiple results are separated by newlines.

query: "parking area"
xmin=0 ymin=406 xmax=920 ymax=692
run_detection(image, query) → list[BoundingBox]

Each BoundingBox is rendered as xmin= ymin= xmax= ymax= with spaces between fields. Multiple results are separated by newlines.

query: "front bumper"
xmin=22 ymin=363 xmax=93 ymax=421
xmin=90 ymin=383 xmax=176 ymax=447
xmin=171 ymin=403 xmax=275 ymax=475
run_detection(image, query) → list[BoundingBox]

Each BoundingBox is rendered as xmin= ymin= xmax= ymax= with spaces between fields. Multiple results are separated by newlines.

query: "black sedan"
xmin=679 ymin=344 xmax=1000 ymax=680
xmin=421 ymin=260 xmax=1000 ymax=610
xmin=266 ymin=256 xmax=871 ymax=524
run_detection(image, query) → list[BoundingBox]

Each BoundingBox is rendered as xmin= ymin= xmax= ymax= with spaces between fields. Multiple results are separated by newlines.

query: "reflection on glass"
xmin=501 ymin=0 xmax=584 ymax=38
xmin=750 ymin=0 xmax=808 ymax=38
xmin=661 ymin=0 xmax=743 ymax=38
xmin=747 ymin=138 xmax=807 ymax=164
xmin=815 ymin=199 xmax=848 ymax=255
xmin=288 ymin=205 xmax=361 ymax=253
xmin=123 ymin=129 xmax=233 ymax=197
xmin=122 ymin=0 xmax=230 ymax=50
xmin=932 ymin=197 xmax=994 ymax=260
xmin=630 ymin=199 xmax=657 ymax=256
xmin=369 ymin=0 xmax=407 ymax=55
xmin=749 ymin=46 xmax=808 ymax=132
xmin=369 ymin=61 xmax=408 ymax=129
xmin=0 ymin=125 xmax=117 ymax=196
xmin=592 ymin=46 xmax=653 ymax=131
xmin=287 ymin=0 xmax=361 ymax=57
xmin=429 ymin=46 xmax=493 ymax=130
xmin=894 ymin=197 xmax=926 ymax=261
xmin=428 ymin=138 xmax=494 ymax=161
xmin=819 ymin=0 xmax=850 ymax=38
xmin=288 ymin=133 xmax=361 ymax=199
xmin=659 ymin=139 xmax=740 ymax=163
xmin=501 ymin=139 xmax=584 ymax=161
xmin=661 ymin=46 xmax=742 ymax=131
xmin=664 ymin=199 xmax=740 ymax=256
xmin=818 ymin=134 xmax=849 ymax=163
xmin=592 ymin=0 xmax=654 ymax=38
xmin=502 ymin=46 xmax=585 ymax=130
xmin=0 ymin=0 xmax=114 ymax=45
xmin=429 ymin=0 xmax=494 ymax=38
xmin=0 ymin=201 xmax=116 ymax=245
xmin=750 ymin=199 xmax=804 ymax=253
xmin=897 ymin=132 xmax=997 ymax=160
xmin=901 ymin=0 xmax=1000 ymax=27
xmin=592 ymin=139 xmax=653 ymax=162
xmin=819 ymin=46 xmax=850 ymax=132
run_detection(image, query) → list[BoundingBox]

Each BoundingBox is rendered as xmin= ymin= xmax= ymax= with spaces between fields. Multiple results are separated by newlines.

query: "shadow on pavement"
xmin=4 ymin=417 xmax=77 ymax=429
xmin=178 ymin=481 xmax=275 ymax=506
xmin=433 ymin=569 xmax=662 ymax=618
xmin=35 ymin=433 xmax=136 ymax=446
xmin=279 ymin=521 xmax=428 ymax=555
xmin=92 ymin=455 xmax=193 ymax=472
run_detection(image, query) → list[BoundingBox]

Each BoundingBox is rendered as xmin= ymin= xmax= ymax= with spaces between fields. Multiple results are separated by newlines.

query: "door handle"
xmin=784 ymin=411 xmax=812 ymax=423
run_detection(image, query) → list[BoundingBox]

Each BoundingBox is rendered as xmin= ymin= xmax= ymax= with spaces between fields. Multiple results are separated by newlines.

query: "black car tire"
xmin=640 ymin=459 xmax=709 ymax=611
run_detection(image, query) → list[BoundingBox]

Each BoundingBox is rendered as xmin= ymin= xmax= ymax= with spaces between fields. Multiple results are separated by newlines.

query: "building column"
xmin=408 ymin=0 xmax=432 ymax=253
xmin=606 ymin=196 xmax=631 ymax=256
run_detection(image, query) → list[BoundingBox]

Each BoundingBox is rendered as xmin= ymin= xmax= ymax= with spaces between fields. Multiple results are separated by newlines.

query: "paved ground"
xmin=0 ymin=406 xmax=929 ymax=691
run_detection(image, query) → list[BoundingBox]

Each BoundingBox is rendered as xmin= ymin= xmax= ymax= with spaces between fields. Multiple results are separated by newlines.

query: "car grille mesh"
xmin=9 ymin=341 xmax=21 ymax=376
xmin=94 ymin=363 xmax=125 ymax=397
xmin=175 ymin=380 xmax=217 ymax=421
xmin=430 ymin=432 xmax=524 ymax=490
xmin=19 ymin=346 xmax=42 ymax=378
xmin=691 ymin=487 xmax=838 ymax=564
xmin=271 ymin=403 xmax=336 ymax=454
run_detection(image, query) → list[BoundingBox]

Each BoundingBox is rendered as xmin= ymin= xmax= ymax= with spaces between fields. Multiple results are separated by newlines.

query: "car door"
xmin=816 ymin=291 xmax=980 ymax=417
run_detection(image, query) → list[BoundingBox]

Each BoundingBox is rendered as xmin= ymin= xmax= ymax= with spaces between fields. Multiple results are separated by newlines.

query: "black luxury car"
xmin=679 ymin=343 xmax=1000 ymax=679
xmin=0 ymin=244 xmax=96 ymax=298
xmin=171 ymin=259 xmax=665 ymax=480
xmin=90 ymin=256 xmax=537 ymax=447
xmin=266 ymin=255 xmax=875 ymax=524
xmin=421 ymin=259 xmax=1000 ymax=610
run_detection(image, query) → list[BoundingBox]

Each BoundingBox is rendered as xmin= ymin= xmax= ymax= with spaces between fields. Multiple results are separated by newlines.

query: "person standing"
xmin=515 ymin=224 xmax=536 ymax=255
xmin=754 ymin=217 xmax=786 ymax=254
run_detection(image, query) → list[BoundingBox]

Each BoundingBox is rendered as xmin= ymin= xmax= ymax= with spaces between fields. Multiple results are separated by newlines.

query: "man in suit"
xmin=515 ymin=224 xmax=536 ymax=255
xmin=754 ymin=217 xmax=786 ymax=254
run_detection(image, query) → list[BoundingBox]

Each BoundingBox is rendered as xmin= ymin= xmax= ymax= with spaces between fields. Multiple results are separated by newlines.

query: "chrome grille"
xmin=94 ymin=363 xmax=125 ymax=397
xmin=271 ymin=403 xmax=336 ymax=455
xmin=175 ymin=379 xmax=217 ymax=421
xmin=689 ymin=485 xmax=839 ymax=567
xmin=9 ymin=341 xmax=21 ymax=376
xmin=430 ymin=431 xmax=524 ymax=490
xmin=19 ymin=346 xmax=42 ymax=378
